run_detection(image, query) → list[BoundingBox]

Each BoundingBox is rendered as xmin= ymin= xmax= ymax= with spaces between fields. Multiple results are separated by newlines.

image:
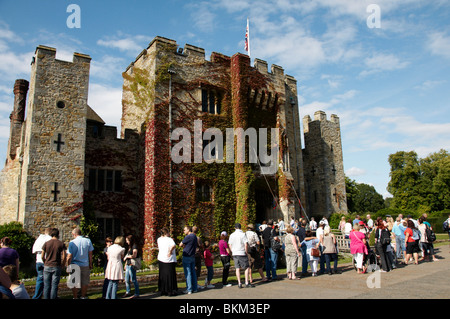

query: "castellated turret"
xmin=0 ymin=45 xmax=91 ymax=240
xmin=302 ymin=111 xmax=347 ymax=218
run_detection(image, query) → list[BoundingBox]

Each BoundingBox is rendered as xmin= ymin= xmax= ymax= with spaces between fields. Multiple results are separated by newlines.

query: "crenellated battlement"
xmin=126 ymin=36 xmax=293 ymax=83
xmin=303 ymin=111 xmax=340 ymax=133
xmin=34 ymin=45 xmax=91 ymax=64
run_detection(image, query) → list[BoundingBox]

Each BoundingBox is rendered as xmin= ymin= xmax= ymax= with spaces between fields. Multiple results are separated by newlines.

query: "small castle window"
xmin=56 ymin=101 xmax=65 ymax=109
xmin=196 ymin=183 xmax=212 ymax=202
xmin=201 ymin=89 xmax=222 ymax=115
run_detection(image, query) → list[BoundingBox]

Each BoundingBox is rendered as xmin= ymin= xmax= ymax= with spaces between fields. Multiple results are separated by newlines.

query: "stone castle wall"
xmin=18 ymin=46 xmax=91 ymax=241
xmin=303 ymin=111 xmax=347 ymax=218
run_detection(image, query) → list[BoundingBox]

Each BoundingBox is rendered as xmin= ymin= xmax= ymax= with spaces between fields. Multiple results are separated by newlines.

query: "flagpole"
xmin=247 ymin=18 xmax=251 ymax=60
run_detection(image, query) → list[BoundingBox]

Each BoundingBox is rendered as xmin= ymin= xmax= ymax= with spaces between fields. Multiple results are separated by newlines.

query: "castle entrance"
xmin=255 ymin=189 xmax=274 ymax=224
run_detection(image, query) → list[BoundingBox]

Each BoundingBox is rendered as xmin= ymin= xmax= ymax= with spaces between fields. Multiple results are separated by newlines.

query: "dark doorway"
xmin=255 ymin=189 xmax=273 ymax=223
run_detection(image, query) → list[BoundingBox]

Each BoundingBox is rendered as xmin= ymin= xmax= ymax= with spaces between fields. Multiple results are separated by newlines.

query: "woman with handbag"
xmin=300 ymin=231 xmax=320 ymax=277
xmin=375 ymin=220 xmax=393 ymax=272
xmin=123 ymin=235 xmax=140 ymax=298
xmin=350 ymin=224 xmax=368 ymax=274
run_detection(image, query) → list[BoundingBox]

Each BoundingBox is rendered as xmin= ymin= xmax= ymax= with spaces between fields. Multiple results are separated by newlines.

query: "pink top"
xmin=219 ymin=240 xmax=229 ymax=256
xmin=204 ymin=248 xmax=213 ymax=267
xmin=349 ymin=231 xmax=368 ymax=255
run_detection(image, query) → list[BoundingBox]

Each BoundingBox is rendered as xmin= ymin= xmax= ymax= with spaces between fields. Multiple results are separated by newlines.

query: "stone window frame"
xmin=88 ymin=168 xmax=123 ymax=192
xmin=200 ymin=88 xmax=222 ymax=115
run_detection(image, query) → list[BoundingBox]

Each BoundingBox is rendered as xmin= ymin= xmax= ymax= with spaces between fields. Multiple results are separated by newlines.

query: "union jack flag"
xmin=244 ymin=18 xmax=250 ymax=55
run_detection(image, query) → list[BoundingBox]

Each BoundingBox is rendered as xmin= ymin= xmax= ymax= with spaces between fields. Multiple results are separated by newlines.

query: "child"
xmin=2 ymin=265 xmax=30 ymax=299
xmin=203 ymin=241 xmax=215 ymax=288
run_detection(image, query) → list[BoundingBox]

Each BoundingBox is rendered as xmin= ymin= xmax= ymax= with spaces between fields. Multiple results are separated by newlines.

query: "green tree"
xmin=387 ymin=149 xmax=450 ymax=211
xmin=387 ymin=151 xmax=421 ymax=210
xmin=345 ymin=176 xmax=384 ymax=213
xmin=345 ymin=176 xmax=358 ymax=212
xmin=353 ymin=183 xmax=385 ymax=213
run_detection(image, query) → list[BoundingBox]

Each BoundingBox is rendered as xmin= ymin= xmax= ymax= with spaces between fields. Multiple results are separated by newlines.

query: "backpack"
xmin=379 ymin=229 xmax=391 ymax=245
xmin=443 ymin=220 xmax=449 ymax=232
xmin=270 ymin=229 xmax=282 ymax=252
xmin=425 ymin=225 xmax=436 ymax=242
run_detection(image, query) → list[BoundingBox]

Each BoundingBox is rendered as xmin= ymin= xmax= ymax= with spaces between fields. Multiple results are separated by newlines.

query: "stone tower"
xmin=302 ymin=111 xmax=347 ymax=218
xmin=1 ymin=45 xmax=91 ymax=241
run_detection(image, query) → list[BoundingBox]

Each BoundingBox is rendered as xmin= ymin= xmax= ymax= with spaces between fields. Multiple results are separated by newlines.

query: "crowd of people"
xmin=0 ymin=212 xmax=448 ymax=299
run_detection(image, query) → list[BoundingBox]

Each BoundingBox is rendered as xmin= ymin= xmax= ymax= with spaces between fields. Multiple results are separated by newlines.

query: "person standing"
xmin=101 ymin=237 xmax=113 ymax=299
xmin=322 ymin=226 xmax=339 ymax=275
xmin=284 ymin=226 xmax=301 ymax=280
xmin=245 ymin=224 xmax=266 ymax=284
xmin=179 ymin=225 xmax=198 ymax=294
xmin=366 ymin=214 xmax=374 ymax=233
xmin=0 ymin=237 xmax=19 ymax=276
xmin=349 ymin=224 xmax=368 ymax=274
xmin=218 ymin=231 xmax=232 ymax=287
xmin=203 ymin=240 xmax=215 ymax=288
xmin=392 ymin=217 xmax=406 ymax=262
xmin=375 ymin=220 xmax=393 ymax=272
xmin=262 ymin=219 xmax=278 ymax=281
xmin=31 ymin=227 xmax=51 ymax=299
xmin=296 ymin=219 xmax=308 ymax=277
xmin=300 ymin=231 xmax=320 ymax=276
xmin=418 ymin=217 xmax=438 ymax=262
xmin=404 ymin=220 xmax=421 ymax=265
xmin=309 ymin=217 xmax=317 ymax=232
xmin=192 ymin=226 xmax=204 ymax=287
xmin=316 ymin=221 xmax=326 ymax=274
xmin=123 ymin=235 xmax=140 ymax=299
xmin=228 ymin=223 xmax=252 ymax=288
xmin=67 ymin=227 xmax=94 ymax=299
xmin=157 ymin=228 xmax=178 ymax=296
xmin=105 ymin=236 xmax=125 ymax=299
xmin=41 ymin=228 xmax=66 ymax=299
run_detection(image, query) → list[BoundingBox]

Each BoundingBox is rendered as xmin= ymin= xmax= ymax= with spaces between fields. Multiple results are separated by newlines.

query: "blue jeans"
xmin=396 ymin=236 xmax=405 ymax=259
xmin=106 ymin=280 xmax=119 ymax=299
xmin=125 ymin=265 xmax=139 ymax=296
xmin=43 ymin=266 xmax=61 ymax=299
xmin=301 ymin=245 xmax=308 ymax=274
xmin=32 ymin=262 xmax=44 ymax=299
xmin=324 ymin=253 xmax=338 ymax=273
xmin=264 ymin=248 xmax=278 ymax=279
xmin=182 ymin=255 xmax=198 ymax=292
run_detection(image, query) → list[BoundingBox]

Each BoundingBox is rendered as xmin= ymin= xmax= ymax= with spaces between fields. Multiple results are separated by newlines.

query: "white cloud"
xmin=346 ymin=167 xmax=367 ymax=177
xmin=87 ymin=83 xmax=123 ymax=133
xmin=427 ymin=32 xmax=450 ymax=59
xmin=360 ymin=53 xmax=409 ymax=77
xmin=90 ymin=55 xmax=126 ymax=82
xmin=97 ymin=34 xmax=153 ymax=55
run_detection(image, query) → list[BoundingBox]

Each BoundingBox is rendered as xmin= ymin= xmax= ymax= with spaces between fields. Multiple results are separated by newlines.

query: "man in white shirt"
xmin=309 ymin=217 xmax=317 ymax=231
xmin=228 ymin=223 xmax=253 ymax=288
xmin=366 ymin=214 xmax=374 ymax=232
xmin=31 ymin=228 xmax=52 ymax=299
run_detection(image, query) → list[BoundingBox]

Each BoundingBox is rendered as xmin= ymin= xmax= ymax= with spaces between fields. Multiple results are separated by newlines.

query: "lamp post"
xmin=168 ymin=67 xmax=176 ymax=236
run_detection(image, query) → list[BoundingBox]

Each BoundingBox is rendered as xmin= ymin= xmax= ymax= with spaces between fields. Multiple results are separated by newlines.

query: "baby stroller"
xmin=353 ymin=243 xmax=380 ymax=272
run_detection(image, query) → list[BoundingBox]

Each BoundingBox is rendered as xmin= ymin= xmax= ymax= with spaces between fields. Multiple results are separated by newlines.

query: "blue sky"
xmin=0 ymin=0 xmax=449 ymax=198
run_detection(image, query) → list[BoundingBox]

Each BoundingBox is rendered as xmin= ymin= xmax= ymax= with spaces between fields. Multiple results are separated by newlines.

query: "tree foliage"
xmin=345 ymin=177 xmax=384 ymax=213
xmin=387 ymin=149 xmax=450 ymax=212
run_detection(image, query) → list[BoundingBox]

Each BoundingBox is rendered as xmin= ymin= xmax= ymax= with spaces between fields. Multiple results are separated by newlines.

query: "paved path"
xmin=140 ymin=244 xmax=450 ymax=300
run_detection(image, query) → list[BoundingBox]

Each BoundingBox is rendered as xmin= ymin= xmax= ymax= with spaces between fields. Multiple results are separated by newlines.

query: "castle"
xmin=0 ymin=36 xmax=347 ymax=262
